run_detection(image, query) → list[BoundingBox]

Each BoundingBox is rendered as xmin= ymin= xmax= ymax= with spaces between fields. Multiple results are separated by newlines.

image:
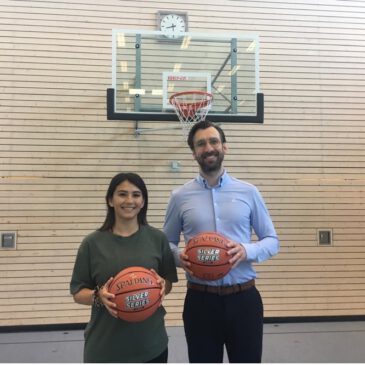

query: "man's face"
xmin=192 ymin=126 xmax=227 ymax=174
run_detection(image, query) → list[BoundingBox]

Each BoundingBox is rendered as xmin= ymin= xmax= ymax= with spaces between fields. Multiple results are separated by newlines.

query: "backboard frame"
xmin=107 ymin=29 xmax=264 ymax=124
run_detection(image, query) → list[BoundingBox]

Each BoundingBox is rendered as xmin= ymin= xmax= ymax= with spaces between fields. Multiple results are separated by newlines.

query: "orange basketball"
xmin=108 ymin=266 xmax=162 ymax=322
xmin=186 ymin=231 xmax=232 ymax=281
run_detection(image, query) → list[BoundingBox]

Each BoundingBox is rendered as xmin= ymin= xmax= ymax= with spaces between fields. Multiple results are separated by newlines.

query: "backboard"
xmin=107 ymin=30 xmax=263 ymax=123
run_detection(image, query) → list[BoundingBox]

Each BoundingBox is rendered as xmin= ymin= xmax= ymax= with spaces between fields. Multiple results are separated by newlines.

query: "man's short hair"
xmin=187 ymin=120 xmax=227 ymax=150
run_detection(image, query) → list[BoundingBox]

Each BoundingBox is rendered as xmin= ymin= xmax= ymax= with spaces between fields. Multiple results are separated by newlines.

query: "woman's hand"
xmin=98 ymin=277 xmax=118 ymax=318
xmin=150 ymin=269 xmax=172 ymax=305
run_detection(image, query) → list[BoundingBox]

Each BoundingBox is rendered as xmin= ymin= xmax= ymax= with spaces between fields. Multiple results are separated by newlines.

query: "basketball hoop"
xmin=169 ymin=90 xmax=213 ymax=138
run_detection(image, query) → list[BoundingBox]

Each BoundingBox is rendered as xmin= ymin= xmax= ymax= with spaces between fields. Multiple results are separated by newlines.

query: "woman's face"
xmin=108 ymin=180 xmax=145 ymax=223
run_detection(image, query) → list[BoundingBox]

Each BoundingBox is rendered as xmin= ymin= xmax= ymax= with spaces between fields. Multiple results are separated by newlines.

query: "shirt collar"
xmin=196 ymin=170 xmax=228 ymax=189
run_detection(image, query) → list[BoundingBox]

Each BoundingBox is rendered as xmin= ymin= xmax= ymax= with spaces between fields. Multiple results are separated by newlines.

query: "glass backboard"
xmin=107 ymin=30 xmax=263 ymax=123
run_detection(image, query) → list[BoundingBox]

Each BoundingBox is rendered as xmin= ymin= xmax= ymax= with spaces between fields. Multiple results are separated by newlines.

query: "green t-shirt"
xmin=70 ymin=225 xmax=178 ymax=363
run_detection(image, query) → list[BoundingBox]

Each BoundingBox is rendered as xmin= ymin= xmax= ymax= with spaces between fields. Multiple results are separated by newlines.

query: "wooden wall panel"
xmin=0 ymin=0 xmax=365 ymax=327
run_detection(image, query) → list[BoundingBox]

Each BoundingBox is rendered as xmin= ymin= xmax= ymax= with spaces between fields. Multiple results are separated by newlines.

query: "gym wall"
xmin=0 ymin=0 xmax=365 ymax=327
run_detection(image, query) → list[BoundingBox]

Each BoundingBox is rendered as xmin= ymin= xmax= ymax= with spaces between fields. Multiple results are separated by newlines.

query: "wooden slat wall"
xmin=1 ymin=0 xmax=365 ymax=327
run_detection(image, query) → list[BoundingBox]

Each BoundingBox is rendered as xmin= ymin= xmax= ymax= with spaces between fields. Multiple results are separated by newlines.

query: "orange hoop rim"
xmin=169 ymin=90 xmax=213 ymax=110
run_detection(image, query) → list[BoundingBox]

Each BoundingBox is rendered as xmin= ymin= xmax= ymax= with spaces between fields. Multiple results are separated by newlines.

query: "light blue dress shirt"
xmin=163 ymin=170 xmax=279 ymax=286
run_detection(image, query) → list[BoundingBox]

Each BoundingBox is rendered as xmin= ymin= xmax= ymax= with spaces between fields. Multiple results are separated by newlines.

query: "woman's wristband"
xmin=92 ymin=285 xmax=104 ymax=307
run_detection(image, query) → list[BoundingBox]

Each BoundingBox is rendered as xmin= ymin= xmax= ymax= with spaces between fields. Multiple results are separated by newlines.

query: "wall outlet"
xmin=317 ymin=229 xmax=332 ymax=246
xmin=1 ymin=231 xmax=17 ymax=249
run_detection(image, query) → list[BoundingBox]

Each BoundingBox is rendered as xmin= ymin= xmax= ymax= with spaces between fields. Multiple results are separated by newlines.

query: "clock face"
xmin=160 ymin=14 xmax=186 ymax=39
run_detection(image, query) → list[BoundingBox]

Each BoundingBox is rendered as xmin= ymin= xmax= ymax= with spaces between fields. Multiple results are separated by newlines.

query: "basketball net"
xmin=169 ymin=91 xmax=213 ymax=138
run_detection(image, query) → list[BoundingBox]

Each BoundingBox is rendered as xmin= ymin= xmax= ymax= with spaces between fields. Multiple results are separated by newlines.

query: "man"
xmin=163 ymin=120 xmax=279 ymax=363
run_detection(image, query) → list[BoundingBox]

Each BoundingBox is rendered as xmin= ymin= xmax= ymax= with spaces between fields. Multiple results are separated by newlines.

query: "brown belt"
xmin=187 ymin=279 xmax=255 ymax=296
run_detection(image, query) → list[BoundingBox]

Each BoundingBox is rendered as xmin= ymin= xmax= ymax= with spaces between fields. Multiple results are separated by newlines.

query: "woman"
xmin=70 ymin=172 xmax=178 ymax=363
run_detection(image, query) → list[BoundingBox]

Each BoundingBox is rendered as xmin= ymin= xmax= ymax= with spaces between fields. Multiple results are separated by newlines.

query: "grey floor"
xmin=0 ymin=321 xmax=365 ymax=363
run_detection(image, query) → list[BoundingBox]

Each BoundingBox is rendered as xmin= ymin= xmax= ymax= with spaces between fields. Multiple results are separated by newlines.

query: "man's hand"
xmin=179 ymin=248 xmax=194 ymax=275
xmin=226 ymin=240 xmax=247 ymax=268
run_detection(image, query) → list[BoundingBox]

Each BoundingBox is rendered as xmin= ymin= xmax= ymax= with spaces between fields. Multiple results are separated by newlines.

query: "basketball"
xmin=108 ymin=266 xmax=162 ymax=322
xmin=185 ymin=231 xmax=232 ymax=281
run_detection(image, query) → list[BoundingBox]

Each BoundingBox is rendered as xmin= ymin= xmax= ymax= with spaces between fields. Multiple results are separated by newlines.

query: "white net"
xmin=170 ymin=91 xmax=213 ymax=138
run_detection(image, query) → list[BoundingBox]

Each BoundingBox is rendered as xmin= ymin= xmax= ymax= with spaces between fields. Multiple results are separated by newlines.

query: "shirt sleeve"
xmin=163 ymin=191 xmax=182 ymax=245
xmin=70 ymin=239 xmax=94 ymax=295
xmin=163 ymin=191 xmax=184 ymax=266
xmin=242 ymin=187 xmax=280 ymax=263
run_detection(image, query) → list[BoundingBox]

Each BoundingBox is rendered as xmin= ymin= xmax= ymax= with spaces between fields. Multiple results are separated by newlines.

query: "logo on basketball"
xmin=190 ymin=234 xmax=225 ymax=245
xmin=125 ymin=291 xmax=150 ymax=309
xmin=197 ymin=248 xmax=220 ymax=263
xmin=115 ymin=277 xmax=154 ymax=291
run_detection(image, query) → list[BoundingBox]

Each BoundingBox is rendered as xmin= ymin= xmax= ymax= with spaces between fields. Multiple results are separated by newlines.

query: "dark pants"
xmin=183 ymin=286 xmax=263 ymax=363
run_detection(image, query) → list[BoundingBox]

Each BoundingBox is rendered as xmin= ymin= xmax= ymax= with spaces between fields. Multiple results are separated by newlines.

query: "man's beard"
xmin=197 ymin=151 xmax=224 ymax=174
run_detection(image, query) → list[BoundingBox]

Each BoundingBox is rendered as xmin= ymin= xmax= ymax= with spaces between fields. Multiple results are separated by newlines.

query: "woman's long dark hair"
xmin=99 ymin=172 xmax=148 ymax=231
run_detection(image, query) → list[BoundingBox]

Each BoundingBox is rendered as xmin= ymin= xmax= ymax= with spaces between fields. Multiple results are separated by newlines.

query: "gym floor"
xmin=1 ymin=321 xmax=365 ymax=363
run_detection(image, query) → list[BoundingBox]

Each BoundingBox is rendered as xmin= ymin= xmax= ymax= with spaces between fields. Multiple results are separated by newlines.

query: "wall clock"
xmin=157 ymin=11 xmax=188 ymax=39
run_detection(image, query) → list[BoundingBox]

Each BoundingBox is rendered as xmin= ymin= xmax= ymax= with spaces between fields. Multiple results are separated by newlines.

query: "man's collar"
xmin=196 ymin=170 xmax=228 ymax=188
